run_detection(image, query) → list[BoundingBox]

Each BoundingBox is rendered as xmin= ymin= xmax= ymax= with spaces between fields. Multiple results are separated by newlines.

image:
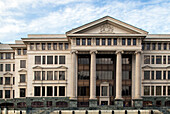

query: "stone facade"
xmin=0 ymin=16 xmax=170 ymax=110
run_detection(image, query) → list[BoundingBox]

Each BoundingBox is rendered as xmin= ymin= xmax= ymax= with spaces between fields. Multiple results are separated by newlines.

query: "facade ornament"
xmin=135 ymin=50 xmax=143 ymax=54
xmin=90 ymin=50 xmax=98 ymax=54
xmin=71 ymin=50 xmax=78 ymax=54
xmin=115 ymin=50 xmax=124 ymax=54
xmin=100 ymin=24 xmax=114 ymax=33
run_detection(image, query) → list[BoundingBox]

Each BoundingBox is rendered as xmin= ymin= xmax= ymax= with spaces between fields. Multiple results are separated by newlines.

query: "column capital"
xmin=115 ymin=50 xmax=124 ymax=54
xmin=71 ymin=50 xmax=78 ymax=54
xmin=90 ymin=50 xmax=98 ymax=54
xmin=135 ymin=50 xmax=143 ymax=54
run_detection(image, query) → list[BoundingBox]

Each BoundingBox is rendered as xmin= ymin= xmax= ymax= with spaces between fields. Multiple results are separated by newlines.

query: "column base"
xmin=114 ymin=99 xmax=124 ymax=108
xmin=89 ymin=99 xmax=98 ymax=107
xmin=69 ymin=99 xmax=77 ymax=108
xmin=133 ymin=99 xmax=143 ymax=108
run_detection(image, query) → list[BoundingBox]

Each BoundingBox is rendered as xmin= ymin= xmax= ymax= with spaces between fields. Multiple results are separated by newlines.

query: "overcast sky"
xmin=0 ymin=0 xmax=170 ymax=43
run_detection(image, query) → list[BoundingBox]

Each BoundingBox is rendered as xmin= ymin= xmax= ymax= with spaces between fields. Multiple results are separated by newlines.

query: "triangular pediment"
xmin=4 ymin=72 xmax=13 ymax=76
xmin=67 ymin=16 xmax=148 ymax=35
xmin=142 ymin=65 xmax=153 ymax=69
xmin=18 ymin=69 xmax=27 ymax=72
xmin=33 ymin=66 xmax=43 ymax=69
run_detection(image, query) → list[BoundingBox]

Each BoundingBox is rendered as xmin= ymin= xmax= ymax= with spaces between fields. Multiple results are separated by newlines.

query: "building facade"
xmin=0 ymin=16 xmax=170 ymax=109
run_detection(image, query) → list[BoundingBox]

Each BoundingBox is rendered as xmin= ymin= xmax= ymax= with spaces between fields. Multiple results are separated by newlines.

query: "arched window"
xmin=17 ymin=102 xmax=26 ymax=108
xmin=31 ymin=101 xmax=44 ymax=108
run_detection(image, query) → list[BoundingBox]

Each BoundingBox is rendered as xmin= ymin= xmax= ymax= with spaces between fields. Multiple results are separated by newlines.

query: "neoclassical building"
xmin=0 ymin=16 xmax=170 ymax=109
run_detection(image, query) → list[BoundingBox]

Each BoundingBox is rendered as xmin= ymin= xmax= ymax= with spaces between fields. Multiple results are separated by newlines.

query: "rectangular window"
xmin=0 ymin=53 xmax=3 ymax=59
xmin=122 ymin=86 xmax=131 ymax=96
xmin=163 ymin=56 xmax=166 ymax=64
xmin=23 ymin=49 xmax=27 ymax=55
xmin=59 ymin=86 xmax=65 ymax=96
xmin=42 ymin=86 xmax=45 ymax=96
xmin=5 ymin=90 xmax=10 ymax=98
xmin=54 ymin=71 xmax=58 ymax=80
xmin=114 ymin=38 xmax=117 ymax=45
xmin=87 ymin=38 xmax=91 ymax=45
xmin=163 ymin=86 xmax=166 ymax=95
xmin=34 ymin=71 xmax=41 ymax=80
xmin=82 ymin=38 xmax=86 ymax=45
xmin=5 ymin=77 xmax=10 ymax=85
xmin=168 ymin=71 xmax=170 ymax=79
xmin=47 ymin=43 xmax=51 ymax=50
xmin=47 ymin=56 xmax=53 ymax=64
xmin=59 ymin=71 xmax=65 ymax=80
xmin=20 ymin=74 xmax=25 ymax=82
xmin=20 ymin=88 xmax=25 ymax=97
xmin=59 ymin=43 xmax=63 ymax=50
xmin=168 ymin=56 xmax=170 ymax=64
xmin=76 ymin=38 xmax=80 ymax=45
xmin=102 ymin=86 xmax=107 ymax=96
xmin=55 ymin=56 xmax=58 ymax=64
xmin=144 ymin=71 xmax=150 ymax=80
xmin=151 ymin=71 xmax=155 ymax=80
xmin=156 ymin=56 xmax=162 ymax=64
xmin=96 ymin=38 xmax=100 ymax=45
xmin=5 ymin=64 xmax=11 ymax=71
xmin=42 ymin=43 xmax=46 ymax=50
xmin=47 ymin=71 xmax=53 ymax=80
xmin=163 ymin=71 xmax=166 ymax=80
xmin=151 ymin=86 xmax=154 ymax=95
xmin=102 ymin=38 xmax=105 ymax=45
xmin=13 ymin=64 xmax=15 ymax=71
xmin=65 ymin=43 xmax=69 ymax=50
xmin=108 ymin=38 xmax=111 ymax=45
xmin=142 ymin=43 xmax=145 ymax=50
xmin=54 ymin=86 xmax=57 ymax=96
xmin=35 ymin=56 xmax=41 ymax=64
xmin=152 ymin=43 xmax=156 ymax=50
xmin=36 ymin=43 xmax=40 ymax=50
xmin=6 ymin=53 xmax=11 ymax=59
xmin=13 ymin=77 xmax=15 ymax=85
xmin=30 ymin=43 xmax=34 ymax=50
xmin=151 ymin=56 xmax=154 ymax=64
xmin=42 ymin=56 xmax=46 ymax=64
xmin=42 ymin=71 xmax=45 ymax=80
xmin=144 ymin=86 xmax=150 ymax=95
xmin=0 ymin=77 xmax=3 ymax=85
xmin=20 ymin=60 xmax=26 ymax=68
xmin=146 ymin=43 xmax=150 ymax=50
xmin=34 ymin=87 xmax=40 ymax=96
xmin=78 ymin=87 xmax=87 ymax=96
xmin=168 ymin=86 xmax=170 ymax=95
xmin=0 ymin=90 xmax=2 ymax=98
xmin=18 ymin=49 xmax=21 ymax=55
xmin=59 ymin=56 xmax=65 ymax=64
xmin=164 ymin=43 xmax=167 ymax=50
xmin=127 ymin=39 xmax=131 ymax=45
xmin=47 ymin=86 xmax=53 ymax=96
xmin=156 ymin=71 xmax=162 ymax=80
xmin=144 ymin=55 xmax=150 ymax=64
xmin=0 ymin=64 xmax=3 ymax=71
xmin=133 ymin=39 xmax=136 ymax=45
xmin=122 ymin=38 xmax=125 ymax=45
xmin=158 ymin=43 xmax=161 ymax=50
xmin=156 ymin=86 xmax=161 ymax=95
xmin=53 ymin=43 xmax=57 ymax=50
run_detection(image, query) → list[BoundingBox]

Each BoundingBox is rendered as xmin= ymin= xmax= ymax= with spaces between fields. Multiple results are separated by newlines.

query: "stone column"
xmin=133 ymin=50 xmax=143 ymax=108
xmin=90 ymin=50 xmax=97 ymax=99
xmin=135 ymin=51 xmax=142 ymax=99
xmin=70 ymin=50 xmax=78 ymax=107
xmin=115 ymin=50 xmax=123 ymax=108
xmin=115 ymin=50 xmax=123 ymax=99
xmin=71 ymin=50 xmax=77 ymax=99
xmin=89 ymin=50 xmax=97 ymax=107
